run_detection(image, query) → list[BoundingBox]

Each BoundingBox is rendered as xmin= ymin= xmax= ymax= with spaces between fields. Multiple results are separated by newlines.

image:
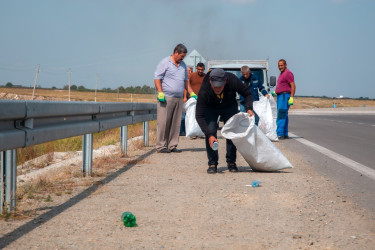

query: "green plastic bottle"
xmin=121 ymin=212 xmax=136 ymax=227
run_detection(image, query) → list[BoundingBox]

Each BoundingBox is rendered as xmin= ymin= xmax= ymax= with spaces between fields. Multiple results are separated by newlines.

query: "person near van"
xmin=273 ymin=59 xmax=296 ymax=140
xmin=188 ymin=62 xmax=206 ymax=96
xmin=181 ymin=62 xmax=206 ymax=138
xmin=196 ymin=68 xmax=254 ymax=174
xmin=239 ymin=65 xmax=270 ymax=125
xmin=180 ymin=66 xmax=194 ymax=136
xmin=154 ymin=44 xmax=197 ymax=153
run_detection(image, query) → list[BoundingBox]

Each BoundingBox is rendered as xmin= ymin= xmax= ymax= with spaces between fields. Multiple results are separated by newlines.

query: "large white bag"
xmin=269 ymin=96 xmax=278 ymax=134
xmin=221 ymin=112 xmax=292 ymax=172
xmin=253 ymin=96 xmax=278 ymax=141
xmin=183 ymin=98 xmax=205 ymax=138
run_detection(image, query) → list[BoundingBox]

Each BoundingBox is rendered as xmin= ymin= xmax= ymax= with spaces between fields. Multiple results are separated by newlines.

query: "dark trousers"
xmin=204 ymin=104 xmax=238 ymax=166
xmin=180 ymin=111 xmax=186 ymax=135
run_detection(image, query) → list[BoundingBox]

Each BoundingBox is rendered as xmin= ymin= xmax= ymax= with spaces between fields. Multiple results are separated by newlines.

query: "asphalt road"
xmin=287 ymin=109 xmax=375 ymax=214
xmin=289 ymin=113 xmax=375 ymax=169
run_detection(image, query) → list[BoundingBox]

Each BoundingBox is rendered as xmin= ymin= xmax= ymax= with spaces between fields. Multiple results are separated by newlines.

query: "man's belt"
xmin=277 ymin=91 xmax=291 ymax=95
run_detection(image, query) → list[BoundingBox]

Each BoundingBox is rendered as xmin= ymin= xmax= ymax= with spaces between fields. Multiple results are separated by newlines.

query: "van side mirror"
xmin=270 ymin=76 xmax=276 ymax=87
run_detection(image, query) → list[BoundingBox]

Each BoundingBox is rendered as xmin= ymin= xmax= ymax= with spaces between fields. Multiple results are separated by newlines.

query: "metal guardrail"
xmin=0 ymin=100 xmax=157 ymax=213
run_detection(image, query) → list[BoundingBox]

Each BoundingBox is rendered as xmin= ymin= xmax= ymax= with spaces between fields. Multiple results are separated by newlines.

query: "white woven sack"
xmin=253 ymin=96 xmax=278 ymax=141
xmin=269 ymin=96 xmax=278 ymax=135
xmin=183 ymin=98 xmax=205 ymax=138
xmin=221 ymin=112 xmax=292 ymax=172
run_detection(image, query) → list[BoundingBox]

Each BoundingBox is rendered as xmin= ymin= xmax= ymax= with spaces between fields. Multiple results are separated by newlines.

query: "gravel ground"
xmin=1 ymin=134 xmax=375 ymax=249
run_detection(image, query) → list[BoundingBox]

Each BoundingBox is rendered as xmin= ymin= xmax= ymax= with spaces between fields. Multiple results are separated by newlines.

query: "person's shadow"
xmin=181 ymin=147 xmax=206 ymax=152
xmin=217 ymin=165 xmax=292 ymax=173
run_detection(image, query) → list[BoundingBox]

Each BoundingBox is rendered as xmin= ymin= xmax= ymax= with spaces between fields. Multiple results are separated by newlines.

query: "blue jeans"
xmin=204 ymin=104 xmax=238 ymax=166
xmin=276 ymin=93 xmax=290 ymax=137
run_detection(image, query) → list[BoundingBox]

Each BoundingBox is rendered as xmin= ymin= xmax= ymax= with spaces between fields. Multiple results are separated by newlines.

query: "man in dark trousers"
xmin=196 ymin=68 xmax=254 ymax=174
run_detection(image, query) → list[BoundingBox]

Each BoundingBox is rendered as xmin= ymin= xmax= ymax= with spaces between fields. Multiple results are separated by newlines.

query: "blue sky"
xmin=1 ymin=0 xmax=374 ymax=98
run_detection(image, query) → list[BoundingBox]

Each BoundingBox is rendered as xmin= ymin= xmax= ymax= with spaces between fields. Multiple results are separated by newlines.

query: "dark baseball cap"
xmin=210 ymin=68 xmax=226 ymax=87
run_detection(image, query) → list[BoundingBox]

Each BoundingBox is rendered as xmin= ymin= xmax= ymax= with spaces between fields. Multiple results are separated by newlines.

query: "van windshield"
xmin=222 ymin=68 xmax=264 ymax=85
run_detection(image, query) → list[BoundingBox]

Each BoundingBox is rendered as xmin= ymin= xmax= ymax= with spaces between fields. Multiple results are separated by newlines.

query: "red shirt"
xmin=275 ymin=69 xmax=294 ymax=94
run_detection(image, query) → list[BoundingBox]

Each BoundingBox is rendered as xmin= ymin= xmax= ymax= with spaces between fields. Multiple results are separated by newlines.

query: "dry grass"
xmin=290 ymin=97 xmax=375 ymax=109
xmin=0 ymin=87 xmax=157 ymax=103
xmin=1 ymin=124 xmax=157 ymax=219
xmin=16 ymin=117 xmax=156 ymax=166
xmin=7 ymin=153 xmax=133 ymax=220
xmin=1 ymin=88 xmax=157 ymax=166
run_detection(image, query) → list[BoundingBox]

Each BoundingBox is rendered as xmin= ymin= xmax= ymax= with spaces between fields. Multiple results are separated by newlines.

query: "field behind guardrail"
xmin=0 ymin=87 xmax=156 ymax=103
xmin=0 ymin=88 xmax=157 ymax=166
xmin=1 ymin=87 xmax=375 ymax=108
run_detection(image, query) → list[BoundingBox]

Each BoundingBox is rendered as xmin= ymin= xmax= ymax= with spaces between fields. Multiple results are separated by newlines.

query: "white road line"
xmin=289 ymin=132 xmax=375 ymax=181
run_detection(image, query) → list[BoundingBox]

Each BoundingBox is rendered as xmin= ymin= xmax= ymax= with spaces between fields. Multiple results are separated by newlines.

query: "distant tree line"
xmin=118 ymin=85 xmax=155 ymax=94
xmin=2 ymin=83 xmax=373 ymax=99
xmin=1 ymin=82 xmax=156 ymax=94
xmin=61 ymin=84 xmax=155 ymax=94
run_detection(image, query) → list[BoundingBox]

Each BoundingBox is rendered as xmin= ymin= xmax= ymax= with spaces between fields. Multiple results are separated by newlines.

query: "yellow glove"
xmin=157 ymin=92 xmax=166 ymax=102
xmin=190 ymin=92 xmax=197 ymax=100
xmin=288 ymin=97 xmax=294 ymax=106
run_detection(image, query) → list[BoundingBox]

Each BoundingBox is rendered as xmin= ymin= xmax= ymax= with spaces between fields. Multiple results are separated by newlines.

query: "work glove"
xmin=271 ymin=91 xmax=276 ymax=97
xmin=288 ymin=97 xmax=294 ymax=106
xmin=190 ymin=92 xmax=197 ymax=100
xmin=157 ymin=92 xmax=166 ymax=102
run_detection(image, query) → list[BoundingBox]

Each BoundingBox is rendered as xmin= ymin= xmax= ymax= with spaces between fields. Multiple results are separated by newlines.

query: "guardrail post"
xmin=120 ymin=126 xmax=128 ymax=156
xmin=1 ymin=152 xmax=3 ymax=214
xmin=82 ymin=134 xmax=93 ymax=177
xmin=143 ymin=121 xmax=149 ymax=147
xmin=1 ymin=149 xmax=17 ymax=213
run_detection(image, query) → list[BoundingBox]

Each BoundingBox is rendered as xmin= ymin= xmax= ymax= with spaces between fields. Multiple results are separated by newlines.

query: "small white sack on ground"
xmin=221 ymin=112 xmax=292 ymax=171
xmin=183 ymin=98 xmax=205 ymax=138
xmin=253 ymin=96 xmax=278 ymax=141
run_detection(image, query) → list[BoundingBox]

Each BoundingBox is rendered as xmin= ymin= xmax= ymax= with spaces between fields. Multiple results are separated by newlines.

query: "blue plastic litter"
xmin=252 ymin=180 xmax=261 ymax=187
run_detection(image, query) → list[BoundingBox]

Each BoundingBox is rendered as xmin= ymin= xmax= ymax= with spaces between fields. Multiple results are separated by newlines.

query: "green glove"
xmin=190 ymin=92 xmax=197 ymax=100
xmin=271 ymin=91 xmax=276 ymax=97
xmin=157 ymin=92 xmax=166 ymax=102
xmin=288 ymin=97 xmax=294 ymax=106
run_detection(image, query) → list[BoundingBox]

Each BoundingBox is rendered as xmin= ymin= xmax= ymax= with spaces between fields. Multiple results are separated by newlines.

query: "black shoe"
xmin=179 ymin=132 xmax=186 ymax=136
xmin=284 ymin=135 xmax=289 ymax=139
xmin=171 ymin=148 xmax=182 ymax=153
xmin=278 ymin=136 xmax=285 ymax=140
xmin=207 ymin=165 xmax=217 ymax=174
xmin=227 ymin=162 xmax=238 ymax=172
xmin=158 ymin=148 xmax=171 ymax=153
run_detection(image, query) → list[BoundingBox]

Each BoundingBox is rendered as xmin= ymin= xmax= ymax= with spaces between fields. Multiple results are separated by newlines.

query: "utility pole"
xmin=117 ymin=87 xmax=119 ymax=101
xmin=32 ymin=65 xmax=40 ymax=100
xmin=95 ymin=74 xmax=98 ymax=102
xmin=68 ymin=68 xmax=71 ymax=101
